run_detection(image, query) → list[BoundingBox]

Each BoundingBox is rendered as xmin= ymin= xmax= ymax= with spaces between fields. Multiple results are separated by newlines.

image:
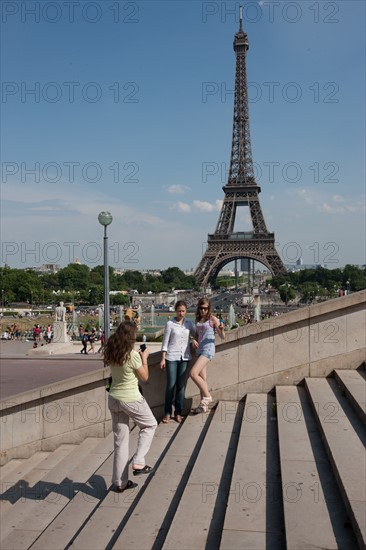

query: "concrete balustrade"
xmin=1 ymin=291 xmax=365 ymax=466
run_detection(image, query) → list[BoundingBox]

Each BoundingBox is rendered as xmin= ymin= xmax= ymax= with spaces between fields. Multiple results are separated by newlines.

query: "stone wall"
xmin=1 ymin=291 xmax=365 ymax=465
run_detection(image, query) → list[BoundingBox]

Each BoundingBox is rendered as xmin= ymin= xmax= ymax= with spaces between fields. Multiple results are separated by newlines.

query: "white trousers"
xmin=108 ymin=395 xmax=157 ymax=486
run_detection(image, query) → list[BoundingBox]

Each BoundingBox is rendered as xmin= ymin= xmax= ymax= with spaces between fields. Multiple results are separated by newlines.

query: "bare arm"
xmin=160 ymin=350 xmax=167 ymax=369
xmin=160 ymin=322 xmax=172 ymax=369
xmin=190 ymin=321 xmax=199 ymax=349
xmin=212 ymin=315 xmax=225 ymax=340
xmin=136 ymin=348 xmax=150 ymax=382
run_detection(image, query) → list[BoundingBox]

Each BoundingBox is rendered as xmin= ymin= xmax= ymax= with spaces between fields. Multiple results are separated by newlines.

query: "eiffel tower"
xmin=195 ymin=6 xmax=286 ymax=288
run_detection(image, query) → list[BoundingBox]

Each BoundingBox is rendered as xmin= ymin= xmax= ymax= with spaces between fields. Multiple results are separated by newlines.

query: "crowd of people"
xmin=1 ymin=323 xmax=54 ymax=343
xmin=105 ymin=297 xmax=225 ymax=493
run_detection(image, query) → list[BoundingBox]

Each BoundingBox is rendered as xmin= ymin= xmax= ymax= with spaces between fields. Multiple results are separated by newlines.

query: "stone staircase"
xmin=1 ymin=367 xmax=365 ymax=550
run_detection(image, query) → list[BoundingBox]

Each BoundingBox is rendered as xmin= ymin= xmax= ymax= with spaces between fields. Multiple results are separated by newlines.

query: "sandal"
xmin=175 ymin=414 xmax=183 ymax=423
xmin=132 ymin=465 xmax=153 ymax=476
xmin=162 ymin=415 xmax=170 ymax=424
xmin=192 ymin=402 xmax=208 ymax=414
xmin=192 ymin=396 xmax=211 ymax=415
xmin=114 ymin=480 xmax=137 ymax=492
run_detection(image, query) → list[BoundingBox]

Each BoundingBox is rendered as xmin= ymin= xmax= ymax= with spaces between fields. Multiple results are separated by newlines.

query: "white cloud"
xmin=318 ymin=203 xmax=343 ymax=213
xmin=166 ymin=184 xmax=190 ymax=194
xmin=295 ymin=189 xmax=314 ymax=204
xmin=317 ymin=197 xmax=365 ymax=214
xmin=170 ymin=199 xmax=223 ymax=214
xmin=192 ymin=199 xmax=222 ymax=212
xmin=174 ymin=201 xmax=191 ymax=213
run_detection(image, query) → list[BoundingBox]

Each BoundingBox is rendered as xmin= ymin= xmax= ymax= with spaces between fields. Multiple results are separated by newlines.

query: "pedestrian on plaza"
xmin=46 ymin=324 xmax=52 ymax=344
xmin=88 ymin=327 xmax=96 ymax=353
xmin=33 ymin=324 xmax=40 ymax=342
xmin=104 ymin=321 xmax=157 ymax=492
xmin=97 ymin=330 xmax=105 ymax=353
xmin=190 ymin=297 xmax=225 ymax=414
xmin=80 ymin=329 xmax=89 ymax=354
xmin=160 ymin=300 xmax=196 ymax=424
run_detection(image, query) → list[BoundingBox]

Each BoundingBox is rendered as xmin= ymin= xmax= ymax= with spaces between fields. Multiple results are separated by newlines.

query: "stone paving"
xmin=0 ymin=340 xmax=162 ymax=400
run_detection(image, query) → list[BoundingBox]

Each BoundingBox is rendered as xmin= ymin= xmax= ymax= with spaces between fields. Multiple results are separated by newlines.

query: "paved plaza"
xmin=0 ymin=339 xmax=162 ymax=400
xmin=0 ymin=340 xmax=103 ymax=400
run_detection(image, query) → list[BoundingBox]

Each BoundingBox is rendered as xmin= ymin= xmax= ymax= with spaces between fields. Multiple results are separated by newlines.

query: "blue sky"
xmin=1 ymin=0 xmax=365 ymax=271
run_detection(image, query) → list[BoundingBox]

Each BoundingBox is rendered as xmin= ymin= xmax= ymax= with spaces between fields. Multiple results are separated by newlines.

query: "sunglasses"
xmin=199 ymin=306 xmax=208 ymax=310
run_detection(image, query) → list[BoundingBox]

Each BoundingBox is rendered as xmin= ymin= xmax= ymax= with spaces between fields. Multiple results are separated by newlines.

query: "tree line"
xmin=269 ymin=265 xmax=366 ymax=303
xmin=1 ymin=264 xmax=364 ymax=307
xmin=0 ymin=265 xmax=199 ymax=306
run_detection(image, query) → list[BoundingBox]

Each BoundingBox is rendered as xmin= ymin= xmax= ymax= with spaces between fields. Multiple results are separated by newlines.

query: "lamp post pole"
xmin=98 ymin=212 xmax=113 ymax=342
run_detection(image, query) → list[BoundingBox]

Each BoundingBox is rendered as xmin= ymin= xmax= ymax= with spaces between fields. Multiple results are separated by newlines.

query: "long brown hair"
xmin=103 ymin=321 xmax=137 ymax=366
xmin=195 ymin=298 xmax=211 ymax=322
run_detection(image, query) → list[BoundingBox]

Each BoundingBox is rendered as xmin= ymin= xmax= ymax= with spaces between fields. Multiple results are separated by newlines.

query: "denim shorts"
xmin=196 ymin=350 xmax=214 ymax=361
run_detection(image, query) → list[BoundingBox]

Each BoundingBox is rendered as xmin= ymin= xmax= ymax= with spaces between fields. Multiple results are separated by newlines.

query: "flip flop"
xmin=132 ymin=465 xmax=153 ymax=476
xmin=162 ymin=416 xmax=170 ymax=424
xmin=114 ymin=480 xmax=137 ymax=492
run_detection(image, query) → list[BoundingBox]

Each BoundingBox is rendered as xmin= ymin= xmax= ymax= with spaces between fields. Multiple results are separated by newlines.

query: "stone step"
xmin=220 ymin=394 xmax=285 ymax=550
xmin=1 ymin=368 xmax=364 ymax=550
xmin=68 ymin=421 xmax=179 ymax=550
xmin=0 ymin=438 xmax=107 ymax=549
xmin=30 ymin=432 xmax=116 ymax=550
xmin=162 ymin=402 xmax=240 ymax=550
xmin=0 ymin=444 xmax=77 ymax=527
xmin=0 ymin=451 xmax=51 ymax=516
xmin=306 ymin=377 xmax=366 ymax=549
xmin=113 ymin=409 xmax=214 ymax=549
xmin=0 ymin=459 xmax=26 ymax=480
xmin=334 ymin=369 xmax=366 ymax=426
xmin=276 ymin=385 xmax=356 ymax=550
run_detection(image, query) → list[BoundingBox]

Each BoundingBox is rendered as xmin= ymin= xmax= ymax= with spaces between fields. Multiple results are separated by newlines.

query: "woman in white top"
xmin=160 ymin=301 xmax=196 ymax=423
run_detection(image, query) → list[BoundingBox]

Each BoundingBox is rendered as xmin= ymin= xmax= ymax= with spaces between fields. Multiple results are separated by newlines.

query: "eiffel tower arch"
xmin=195 ymin=6 xmax=286 ymax=289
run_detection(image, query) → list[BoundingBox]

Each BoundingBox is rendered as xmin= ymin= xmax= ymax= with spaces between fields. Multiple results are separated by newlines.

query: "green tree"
xmin=88 ymin=285 xmax=104 ymax=306
xmin=342 ymin=265 xmax=366 ymax=292
xmin=57 ymin=264 xmax=90 ymax=291
xmin=279 ymin=285 xmax=296 ymax=305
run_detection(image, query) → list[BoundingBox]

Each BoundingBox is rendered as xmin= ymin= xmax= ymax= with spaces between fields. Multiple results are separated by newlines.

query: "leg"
xmin=108 ymin=396 xmax=130 ymax=488
xmin=190 ymin=355 xmax=211 ymax=399
xmin=164 ymin=360 xmax=178 ymax=417
xmin=200 ymin=365 xmax=208 ymax=399
xmin=126 ymin=398 xmax=157 ymax=469
xmin=174 ymin=360 xmax=188 ymax=415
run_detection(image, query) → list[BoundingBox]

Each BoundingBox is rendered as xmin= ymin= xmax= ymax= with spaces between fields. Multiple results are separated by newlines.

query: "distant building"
xmin=27 ymin=264 xmax=60 ymax=274
xmin=241 ymin=258 xmax=250 ymax=272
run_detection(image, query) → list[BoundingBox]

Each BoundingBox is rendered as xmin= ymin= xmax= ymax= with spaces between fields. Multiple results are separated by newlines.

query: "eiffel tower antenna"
xmin=194 ymin=4 xmax=286 ymax=288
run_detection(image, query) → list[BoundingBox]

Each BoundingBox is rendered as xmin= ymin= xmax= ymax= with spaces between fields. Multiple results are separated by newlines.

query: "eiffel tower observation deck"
xmin=195 ymin=5 xmax=287 ymax=288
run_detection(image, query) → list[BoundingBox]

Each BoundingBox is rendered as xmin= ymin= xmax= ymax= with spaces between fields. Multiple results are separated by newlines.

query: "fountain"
xmin=137 ymin=305 xmax=142 ymax=321
xmin=98 ymin=306 xmax=104 ymax=330
xmin=72 ymin=307 xmax=77 ymax=335
xmin=119 ymin=305 xmax=124 ymax=323
xmin=228 ymin=303 xmax=236 ymax=329
xmin=253 ymin=294 xmax=261 ymax=322
xmin=151 ymin=303 xmax=155 ymax=327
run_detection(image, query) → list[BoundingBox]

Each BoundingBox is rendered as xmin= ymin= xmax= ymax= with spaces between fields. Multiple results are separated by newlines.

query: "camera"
xmin=140 ymin=344 xmax=146 ymax=352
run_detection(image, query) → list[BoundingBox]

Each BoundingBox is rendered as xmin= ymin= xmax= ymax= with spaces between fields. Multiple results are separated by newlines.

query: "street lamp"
xmin=346 ymin=280 xmax=350 ymax=295
xmin=98 ymin=211 xmax=113 ymax=342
